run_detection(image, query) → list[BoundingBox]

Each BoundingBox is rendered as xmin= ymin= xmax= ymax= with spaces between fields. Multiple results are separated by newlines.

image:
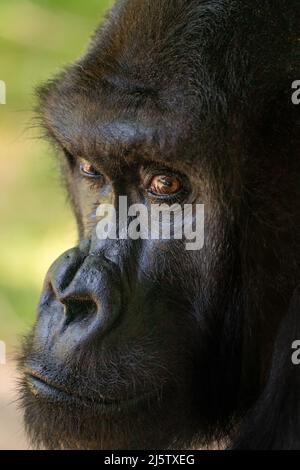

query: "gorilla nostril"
xmin=63 ymin=298 xmax=98 ymax=324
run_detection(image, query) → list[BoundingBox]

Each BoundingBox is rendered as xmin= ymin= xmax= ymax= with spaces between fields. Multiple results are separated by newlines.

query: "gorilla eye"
xmin=79 ymin=159 xmax=102 ymax=178
xmin=149 ymin=175 xmax=182 ymax=197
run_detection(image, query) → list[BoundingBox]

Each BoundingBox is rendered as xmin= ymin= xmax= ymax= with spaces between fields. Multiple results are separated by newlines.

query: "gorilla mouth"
xmin=25 ymin=370 xmax=158 ymax=414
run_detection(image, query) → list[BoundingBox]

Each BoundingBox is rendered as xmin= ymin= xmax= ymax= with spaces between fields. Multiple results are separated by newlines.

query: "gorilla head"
xmin=19 ymin=0 xmax=300 ymax=450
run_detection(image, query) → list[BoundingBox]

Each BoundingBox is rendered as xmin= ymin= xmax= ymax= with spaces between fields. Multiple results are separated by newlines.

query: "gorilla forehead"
xmin=38 ymin=0 xmax=293 ymax=163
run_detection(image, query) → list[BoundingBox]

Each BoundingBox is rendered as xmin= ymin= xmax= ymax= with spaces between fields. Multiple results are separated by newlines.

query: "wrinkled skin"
xmin=19 ymin=0 xmax=300 ymax=450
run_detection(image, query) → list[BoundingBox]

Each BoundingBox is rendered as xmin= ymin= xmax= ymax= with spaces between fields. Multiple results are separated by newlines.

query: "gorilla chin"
xmin=20 ymin=381 xmax=187 ymax=450
xmin=19 ymin=327 xmax=203 ymax=450
xmin=20 ymin=385 xmax=198 ymax=450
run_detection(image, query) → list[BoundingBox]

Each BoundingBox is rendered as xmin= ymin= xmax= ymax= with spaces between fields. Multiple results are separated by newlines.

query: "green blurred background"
xmin=0 ymin=0 xmax=113 ymax=352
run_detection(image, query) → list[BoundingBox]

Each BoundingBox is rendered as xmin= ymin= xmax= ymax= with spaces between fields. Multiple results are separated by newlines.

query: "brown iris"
xmin=79 ymin=159 xmax=101 ymax=177
xmin=149 ymin=175 xmax=182 ymax=196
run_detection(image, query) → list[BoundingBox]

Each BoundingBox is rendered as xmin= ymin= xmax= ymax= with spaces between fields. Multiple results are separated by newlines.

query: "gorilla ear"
xmin=232 ymin=286 xmax=300 ymax=450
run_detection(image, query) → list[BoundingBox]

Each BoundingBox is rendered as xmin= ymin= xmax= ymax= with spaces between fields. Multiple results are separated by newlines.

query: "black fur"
xmin=19 ymin=0 xmax=300 ymax=449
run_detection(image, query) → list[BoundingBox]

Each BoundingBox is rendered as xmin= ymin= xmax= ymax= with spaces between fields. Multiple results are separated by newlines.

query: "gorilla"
xmin=19 ymin=0 xmax=300 ymax=450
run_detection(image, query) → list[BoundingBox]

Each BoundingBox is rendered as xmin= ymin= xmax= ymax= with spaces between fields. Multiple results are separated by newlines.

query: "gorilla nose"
xmin=43 ymin=247 xmax=122 ymax=338
xmin=62 ymin=298 xmax=98 ymax=322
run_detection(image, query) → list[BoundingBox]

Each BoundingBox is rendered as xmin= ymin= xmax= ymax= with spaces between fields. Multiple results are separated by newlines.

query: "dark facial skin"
xmin=19 ymin=0 xmax=300 ymax=450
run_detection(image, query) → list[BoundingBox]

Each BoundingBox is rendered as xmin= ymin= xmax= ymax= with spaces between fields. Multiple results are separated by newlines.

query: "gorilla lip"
xmin=26 ymin=370 xmax=158 ymax=413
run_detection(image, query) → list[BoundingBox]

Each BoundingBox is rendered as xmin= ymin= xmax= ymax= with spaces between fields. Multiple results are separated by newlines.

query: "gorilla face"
xmin=19 ymin=0 xmax=300 ymax=450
